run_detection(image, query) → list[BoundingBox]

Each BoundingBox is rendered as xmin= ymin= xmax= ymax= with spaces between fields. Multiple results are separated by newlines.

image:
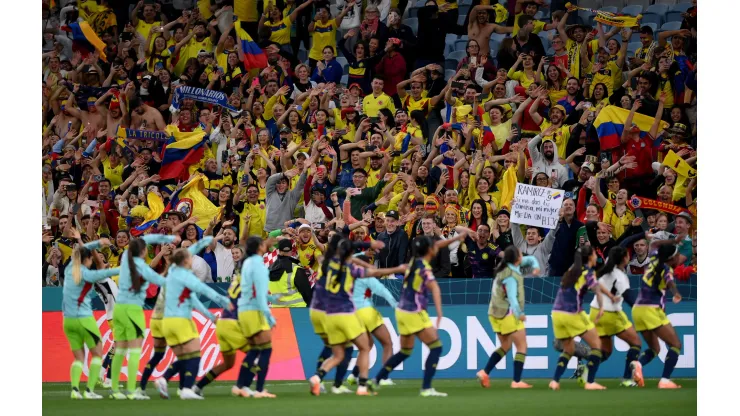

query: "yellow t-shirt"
xmin=265 ymin=16 xmax=292 ymax=46
xmin=235 ymin=0 xmax=259 ymax=23
xmin=658 ymin=72 xmax=679 ymax=108
xmin=602 ymin=201 xmax=635 ymax=240
xmin=239 ymin=201 xmax=267 ymax=238
xmin=512 ymin=13 xmax=546 ymax=36
xmin=102 ymin=157 xmax=123 ymax=189
xmin=176 ymin=36 xmax=214 ymax=76
xmin=135 ymin=20 xmax=163 ymax=51
xmin=566 ymin=39 xmax=583 ymax=79
xmin=297 ymin=242 xmax=323 ymax=270
xmin=147 ymin=48 xmax=172 ymax=73
xmin=538 ymin=120 xmax=571 ymax=160
xmin=78 ymin=0 xmax=99 ymax=21
xmin=507 ymin=69 xmax=539 ymax=89
xmin=309 ymin=20 xmax=338 ymax=61
xmin=362 ymin=93 xmax=396 ymax=117
xmin=587 ymin=60 xmax=621 ymax=97
xmin=488 ymin=119 xmax=513 ymax=150
xmin=402 ymin=94 xmax=434 ymax=115
xmin=198 ymin=0 xmax=214 ymax=19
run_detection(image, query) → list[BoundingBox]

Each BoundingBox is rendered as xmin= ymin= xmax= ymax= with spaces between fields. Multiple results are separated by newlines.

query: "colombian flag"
xmin=159 ymin=125 xmax=207 ymax=181
xmin=593 ymin=105 xmax=669 ymax=151
xmin=130 ymin=192 xmax=166 ymax=237
xmin=62 ymin=21 xmax=107 ymax=62
xmin=165 ymin=174 xmax=222 ymax=230
xmin=235 ymin=20 xmax=268 ymax=70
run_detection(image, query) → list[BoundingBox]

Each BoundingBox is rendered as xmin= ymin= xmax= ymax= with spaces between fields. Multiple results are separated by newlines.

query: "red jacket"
xmin=375 ymin=52 xmax=407 ymax=97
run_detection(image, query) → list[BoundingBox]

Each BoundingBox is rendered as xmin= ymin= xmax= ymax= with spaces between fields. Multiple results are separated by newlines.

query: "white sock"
xmin=660 ymin=377 xmax=670 ymax=383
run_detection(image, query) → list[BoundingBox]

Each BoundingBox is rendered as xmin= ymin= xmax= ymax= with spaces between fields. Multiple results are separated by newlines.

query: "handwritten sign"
xmin=511 ymin=183 xmax=564 ymax=229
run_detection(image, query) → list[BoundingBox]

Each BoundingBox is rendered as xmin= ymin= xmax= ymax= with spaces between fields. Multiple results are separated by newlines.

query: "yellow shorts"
xmin=356 ymin=307 xmax=384 ymax=333
xmin=324 ymin=313 xmax=364 ymax=345
xmin=395 ymin=309 xmax=433 ymax=336
xmin=150 ymin=319 xmax=163 ymax=339
xmin=589 ymin=309 xmax=633 ymax=337
xmin=309 ymin=309 xmax=327 ymax=336
xmin=216 ymin=319 xmax=248 ymax=355
xmin=161 ymin=317 xmax=199 ymax=347
xmin=632 ymin=305 xmax=671 ymax=332
xmin=489 ymin=314 xmax=525 ymax=336
xmin=551 ymin=311 xmax=594 ymax=340
xmin=238 ymin=310 xmax=271 ymax=339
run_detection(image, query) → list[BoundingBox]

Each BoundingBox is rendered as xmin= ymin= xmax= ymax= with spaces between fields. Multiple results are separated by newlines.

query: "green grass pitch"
xmin=43 ymin=379 xmax=697 ymax=416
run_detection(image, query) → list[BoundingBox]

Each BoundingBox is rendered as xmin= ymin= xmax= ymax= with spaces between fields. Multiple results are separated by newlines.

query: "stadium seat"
xmin=405 ymin=17 xmax=419 ymax=35
xmin=601 ymin=0 xmax=625 ymax=9
xmin=459 ymin=34 xmax=469 ymax=42
xmin=546 ymin=47 xmax=555 ymax=56
xmin=629 ymin=0 xmax=651 ymax=9
xmin=627 ymin=42 xmax=642 ymax=56
xmin=448 ymin=51 xmax=468 ymax=63
xmin=460 ymin=0 xmax=473 ymax=5
xmin=445 ymin=69 xmax=456 ymax=80
xmin=343 ymin=64 xmax=349 ymax=75
xmin=539 ymin=33 xmax=551 ymax=52
xmin=445 ymin=58 xmax=459 ymax=71
xmin=672 ymin=3 xmax=693 ymax=12
xmin=640 ymin=13 xmax=663 ymax=28
xmin=340 ymin=75 xmax=348 ymax=85
xmin=661 ymin=21 xmax=682 ymax=31
xmin=621 ymin=5 xmax=643 ymax=17
xmin=457 ymin=14 xmax=466 ymax=26
xmin=534 ymin=10 xmax=544 ymax=20
xmin=665 ymin=11 xmax=684 ymax=23
xmin=656 ymin=0 xmax=677 ymax=5
xmin=446 ymin=33 xmax=459 ymax=43
xmin=646 ymin=4 xmax=670 ymax=16
xmin=643 ymin=22 xmax=658 ymax=33
xmin=600 ymin=6 xmax=618 ymax=15
xmin=580 ymin=0 xmax=603 ymax=9
xmin=408 ymin=7 xmax=419 ymax=18
xmin=490 ymin=32 xmax=506 ymax=43
xmin=630 ymin=32 xmax=641 ymax=43
xmin=489 ymin=38 xmax=500 ymax=55
xmin=297 ymin=49 xmax=307 ymax=63
xmin=335 ymin=56 xmax=348 ymax=69
xmin=459 ymin=5 xmax=470 ymax=18
xmin=455 ymin=39 xmax=469 ymax=52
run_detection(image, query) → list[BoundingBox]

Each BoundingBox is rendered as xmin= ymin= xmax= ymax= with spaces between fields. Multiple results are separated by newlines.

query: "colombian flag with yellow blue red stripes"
xmin=594 ymin=105 xmax=669 ymax=151
xmin=235 ymin=20 xmax=268 ymax=69
xmin=159 ymin=125 xmax=207 ymax=181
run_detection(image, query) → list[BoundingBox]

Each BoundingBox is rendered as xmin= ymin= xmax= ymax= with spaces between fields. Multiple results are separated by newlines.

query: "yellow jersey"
xmin=297 ymin=242 xmax=322 ymax=270
xmin=234 ymin=0 xmax=259 ymax=22
xmin=265 ymin=16 xmax=292 ymax=45
xmin=538 ymin=120 xmax=571 ymax=160
xmin=362 ymin=92 xmax=396 ymax=117
xmin=512 ymin=12 xmax=546 ymax=36
xmin=175 ymin=36 xmax=214 ymax=76
xmin=309 ymin=20 xmax=338 ymax=61
xmin=102 ymin=157 xmax=124 ymax=189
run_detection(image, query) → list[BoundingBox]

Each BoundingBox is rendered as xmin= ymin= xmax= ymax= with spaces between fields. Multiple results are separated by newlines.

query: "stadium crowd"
xmin=41 ymin=0 xmax=698 ymax=300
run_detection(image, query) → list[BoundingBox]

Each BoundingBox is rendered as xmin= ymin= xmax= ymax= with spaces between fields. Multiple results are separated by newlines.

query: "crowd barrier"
xmin=42 ymin=302 xmax=697 ymax=382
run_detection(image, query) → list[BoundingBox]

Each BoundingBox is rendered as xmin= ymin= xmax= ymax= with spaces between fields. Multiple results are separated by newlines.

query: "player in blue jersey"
xmin=309 ymin=237 xmax=406 ymax=396
xmin=549 ymin=246 xmax=618 ymax=391
xmin=62 ymin=236 xmax=120 ymax=399
xmin=372 ymin=231 xmax=471 ymax=397
xmin=161 ymin=236 xmax=232 ymax=400
xmin=477 ymin=245 xmax=540 ymax=389
xmin=346 ymin=254 xmax=399 ymax=389
xmin=629 ymin=241 xmax=684 ymax=389
xmin=110 ymin=234 xmax=180 ymax=400
xmin=233 ymin=236 xmax=281 ymax=398
xmin=141 ymin=238 xmax=212 ymax=399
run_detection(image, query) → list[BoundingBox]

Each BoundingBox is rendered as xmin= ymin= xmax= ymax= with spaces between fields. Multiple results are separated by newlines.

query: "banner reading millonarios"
xmin=42 ymin=304 xmax=696 ymax=381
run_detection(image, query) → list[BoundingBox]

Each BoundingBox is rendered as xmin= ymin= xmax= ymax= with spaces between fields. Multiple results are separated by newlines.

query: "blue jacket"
xmin=352 ymin=277 xmax=398 ymax=310
xmin=238 ymin=254 xmax=275 ymax=327
xmin=311 ymin=58 xmax=343 ymax=85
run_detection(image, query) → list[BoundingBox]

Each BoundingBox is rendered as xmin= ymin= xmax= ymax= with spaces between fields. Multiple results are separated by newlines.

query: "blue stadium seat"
xmin=539 ymin=33 xmax=551 ymax=52
xmin=661 ymin=21 xmax=682 ymax=31
xmin=546 ymin=47 xmax=555 ymax=56
xmin=457 ymin=14 xmax=466 ymax=26
xmin=405 ymin=17 xmax=419 ymax=35
xmin=460 ymin=0 xmax=473 ymax=5
xmin=448 ymin=50 xmax=468 ymax=62
xmin=459 ymin=35 xmax=469 ymax=42
xmin=629 ymin=0 xmax=651 ymax=9
xmin=646 ymin=4 xmax=670 ymax=16
xmin=600 ymin=6 xmax=618 ymax=15
xmin=534 ymin=10 xmax=544 ymax=20
xmin=446 ymin=33 xmax=459 ymax=43
xmin=656 ymin=0 xmax=677 ymax=5
xmin=340 ymin=75 xmax=348 ymax=85
xmin=445 ymin=58 xmax=459 ymax=71
xmin=665 ymin=11 xmax=685 ymax=23
xmin=445 ymin=69 xmax=456 ymax=80
xmin=627 ymin=42 xmax=641 ymax=56
xmin=601 ymin=0 xmax=625 ymax=9
xmin=630 ymin=32 xmax=641 ymax=43
xmin=643 ymin=22 xmax=658 ymax=33
xmin=490 ymin=32 xmax=506 ymax=43
xmin=445 ymin=39 xmax=456 ymax=54
xmin=580 ymin=0 xmax=603 ymax=9
xmin=335 ymin=56 xmax=348 ymax=68
xmin=489 ymin=39 xmax=500 ymax=55
xmin=672 ymin=3 xmax=693 ymax=13
xmin=455 ymin=39 xmax=469 ymax=52
xmin=640 ymin=13 xmax=663 ymax=28
xmin=342 ymin=65 xmax=349 ymax=75
xmin=459 ymin=5 xmax=470 ymax=18
xmin=621 ymin=5 xmax=643 ymax=17
xmin=408 ymin=7 xmax=420 ymax=19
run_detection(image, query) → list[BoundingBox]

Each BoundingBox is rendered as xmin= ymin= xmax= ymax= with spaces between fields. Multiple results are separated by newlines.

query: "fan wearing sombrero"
xmin=555 ymin=9 xmax=591 ymax=79
xmin=657 ymin=122 xmax=694 ymax=163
